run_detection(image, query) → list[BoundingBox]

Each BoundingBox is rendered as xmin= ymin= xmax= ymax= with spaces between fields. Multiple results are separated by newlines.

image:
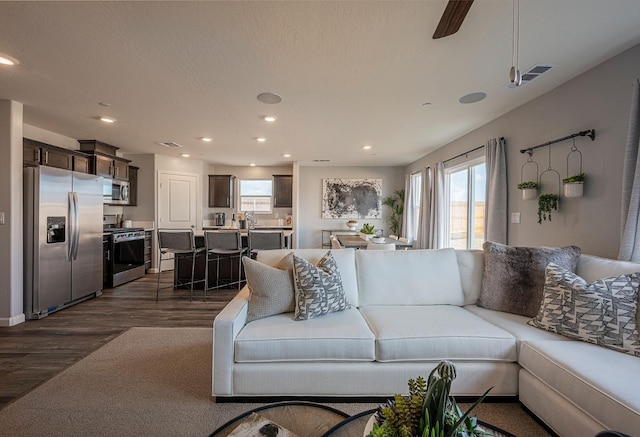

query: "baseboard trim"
xmin=214 ymin=394 xmax=519 ymax=404
xmin=0 ymin=313 xmax=26 ymax=327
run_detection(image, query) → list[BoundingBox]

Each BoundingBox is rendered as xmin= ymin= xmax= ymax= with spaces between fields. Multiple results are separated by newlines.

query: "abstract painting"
xmin=322 ymin=178 xmax=382 ymax=219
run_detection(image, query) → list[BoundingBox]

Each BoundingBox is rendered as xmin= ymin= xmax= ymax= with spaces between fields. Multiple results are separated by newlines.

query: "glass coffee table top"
xmin=209 ymin=402 xmax=518 ymax=437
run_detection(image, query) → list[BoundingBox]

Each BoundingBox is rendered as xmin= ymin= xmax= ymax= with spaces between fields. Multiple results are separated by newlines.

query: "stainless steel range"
xmin=103 ymin=227 xmax=146 ymax=287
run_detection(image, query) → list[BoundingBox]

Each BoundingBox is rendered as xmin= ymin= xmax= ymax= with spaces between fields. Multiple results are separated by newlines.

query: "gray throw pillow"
xmin=478 ymin=241 xmax=581 ymax=317
xmin=529 ymin=262 xmax=640 ymax=357
xmin=242 ymin=256 xmax=295 ymax=323
xmin=293 ymin=252 xmax=349 ymax=320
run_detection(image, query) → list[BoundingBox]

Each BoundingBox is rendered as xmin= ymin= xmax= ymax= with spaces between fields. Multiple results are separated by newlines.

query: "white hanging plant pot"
xmin=521 ymin=188 xmax=538 ymax=201
xmin=563 ymin=182 xmax=584 ymax=198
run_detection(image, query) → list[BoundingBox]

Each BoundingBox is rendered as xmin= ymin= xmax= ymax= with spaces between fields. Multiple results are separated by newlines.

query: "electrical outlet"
xmin=511 ymin=212 xmax=521 ymax=224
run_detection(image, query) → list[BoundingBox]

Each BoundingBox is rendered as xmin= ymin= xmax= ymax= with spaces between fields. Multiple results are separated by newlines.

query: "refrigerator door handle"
xmin=72 ymin=192 xmax=80 ymax=260
xmin=68 ymin=192 xmax=75 ymax=260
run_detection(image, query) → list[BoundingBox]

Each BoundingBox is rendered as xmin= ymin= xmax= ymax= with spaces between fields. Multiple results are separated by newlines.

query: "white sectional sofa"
xmin=212 ymin=248 xmax=640 ymax=437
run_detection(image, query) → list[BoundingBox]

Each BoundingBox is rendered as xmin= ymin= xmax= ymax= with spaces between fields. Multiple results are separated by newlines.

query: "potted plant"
xmin=517 ymin=181 xmax=538 ymax=201
xmin=365 ymin=361 xmax=492 ymax=437
xmin=537 ymin=193 xmax=559 ymax=224
xmin=359 ymin=223 xmax=376 ymax=241
xmin=382 ymin=189 xmax=405 ymax=236
xmin=562 ymin=173 xmax=585 ymax=198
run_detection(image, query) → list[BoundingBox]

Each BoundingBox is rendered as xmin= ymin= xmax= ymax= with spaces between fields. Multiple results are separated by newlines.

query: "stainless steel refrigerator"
xmin=24 ymin=166 xmax=103 ymax=319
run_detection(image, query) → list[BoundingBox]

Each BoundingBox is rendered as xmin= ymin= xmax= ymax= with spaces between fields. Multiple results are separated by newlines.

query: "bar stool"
xmin=248 ymin=229 xmax=285 ymax=259
xmin=156 ymin=229 xmax=205 ymax=302
xmin=203 ymin=230 xmax=247 ymax=298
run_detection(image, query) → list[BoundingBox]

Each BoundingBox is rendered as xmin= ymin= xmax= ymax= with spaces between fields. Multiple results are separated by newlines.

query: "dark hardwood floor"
xmin=0 ymin=271 xmax=238 ymax=411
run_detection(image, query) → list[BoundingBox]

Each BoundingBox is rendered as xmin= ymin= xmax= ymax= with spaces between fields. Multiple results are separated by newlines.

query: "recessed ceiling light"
xmin=201 ymin=137 xmax=213 ymax=142
xmin=256 ymin=137 xmax=267 ymax=142
xmin=362 ymin=145 xmax=372 ymax=150
xmin=99 ymin=116 xmax=116 ymax=123
xmin=459 ymin=92 xmax=487 ymax=104
xmin=263 ymin=115 xmax=277 ymax=122
xmin=282 ymin=153 xmax=291 ymax=158
xmin=0 ymin=53 xmax=19 ymax=66
xmin=257 ymin=92 xmax=283 ymax=104
xmin=181 ymin=154 xmax=190 ymax=158
xmin=249 ymin=163 xmax=256 ymax=167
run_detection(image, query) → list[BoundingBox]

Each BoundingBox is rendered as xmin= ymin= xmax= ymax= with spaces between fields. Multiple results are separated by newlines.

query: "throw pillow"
xmin=478 ymin=241 xmax=581 ymax=317
xmin=529 ymin=263 xmax=640 ymax=357
xmin=292 ymin=252 xmax=349 ymax=320
xmin=242 ymin=256 xmax=295 ymax=323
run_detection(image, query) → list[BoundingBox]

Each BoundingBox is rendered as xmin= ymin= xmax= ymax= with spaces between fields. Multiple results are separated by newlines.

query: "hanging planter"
xmin=517 ymin=181 xmax=539 ymax=200
xmin=538 ymin=193 xmax=560 ymax=224
xmin=563 ymin=173 xmax=585 ymax=198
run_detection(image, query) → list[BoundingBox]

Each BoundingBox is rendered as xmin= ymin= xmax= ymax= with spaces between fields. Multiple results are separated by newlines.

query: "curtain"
xmin=401 ymin=173 xmax=411 ymax=237
xmin=618 ymin=78 xmax=640 ymax=261
xmin=485 ymin=137 xmax=508 ymax=244
xmin=417 ymin=163 xmax=445 ymax=249
xmin=403 ymin=172 xmax=422 ymax=241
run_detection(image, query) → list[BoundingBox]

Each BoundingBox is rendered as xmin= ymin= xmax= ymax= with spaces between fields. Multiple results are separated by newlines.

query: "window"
xmin=444 ymin=158 xmax=486 ymax=250
xmin=405 ymin=172 xmax=422 ymax=240
xmin=239 ymin=179 xmax=273 ymax=213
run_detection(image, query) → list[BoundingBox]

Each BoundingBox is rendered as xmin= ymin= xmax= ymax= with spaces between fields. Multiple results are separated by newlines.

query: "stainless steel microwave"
xmin=103 ymin=179 xmax=130 ymax=205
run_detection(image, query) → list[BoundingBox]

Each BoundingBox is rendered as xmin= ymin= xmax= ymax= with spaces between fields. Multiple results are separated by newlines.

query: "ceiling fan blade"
xmin=433 ymin=0 xmax=475 ymax=39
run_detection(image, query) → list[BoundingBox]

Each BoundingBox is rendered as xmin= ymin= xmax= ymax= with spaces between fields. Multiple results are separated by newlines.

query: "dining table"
xmin=336 ymin=234 xmax=412 ymax=249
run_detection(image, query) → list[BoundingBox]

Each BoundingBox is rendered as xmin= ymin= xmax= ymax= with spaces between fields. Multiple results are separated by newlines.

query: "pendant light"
xmin=509 ymin=0 xmax=522 ymax=86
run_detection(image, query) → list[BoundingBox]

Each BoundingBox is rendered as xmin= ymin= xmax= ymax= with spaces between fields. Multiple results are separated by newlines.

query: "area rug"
xmin=0 ymin=327 xmax=550 ymax=437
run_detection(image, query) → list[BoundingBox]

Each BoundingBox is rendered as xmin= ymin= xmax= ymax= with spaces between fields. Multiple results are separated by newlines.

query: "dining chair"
xmin=366 ymin=242 xmax=396 ymax=251
xmin=248 ymin=230 xmax=285 ymax=259
xmin=204 ymin=230 xmax=247 ymax=298
xmin=330 ymin=235 xmax=342 ymax=249
xmin=156 ymin=228 xmax=205 ymax=302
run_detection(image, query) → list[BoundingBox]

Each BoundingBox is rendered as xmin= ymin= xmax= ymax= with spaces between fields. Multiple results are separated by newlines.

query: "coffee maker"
xmin=214 ymin=212 xmax=226 ymax=226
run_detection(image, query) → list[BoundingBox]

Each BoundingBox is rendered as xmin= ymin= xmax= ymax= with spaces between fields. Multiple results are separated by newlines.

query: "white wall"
xmin=407 ymin=43 xmax=640 ymax=259
xmin=23 ymin=124 xmax=79 ymax=150
xmin=297 ymin=166 xmax=406 ymax=248
xmin=123 ymin=154 xmax=156 ymax=222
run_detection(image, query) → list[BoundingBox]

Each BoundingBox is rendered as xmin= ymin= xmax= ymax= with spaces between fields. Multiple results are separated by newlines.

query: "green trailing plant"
xmin=562 ymin=173 xmax=586 ymax=184
xmin=360 ymin=223 xmax=376 ymax=235
xmin=537 ymin=193 xmax=559 ymax=224
xmin=367 ymin=361 xmax=492 ymax=437
xmin=382 ymin=189 xmax=405 ymax=236
xmin=517 ymin=181 xmax=538 ymax=189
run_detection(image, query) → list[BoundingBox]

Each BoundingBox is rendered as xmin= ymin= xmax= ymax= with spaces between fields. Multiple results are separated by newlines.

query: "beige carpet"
xmin=0 ymin=327 xmax=551 ymax=437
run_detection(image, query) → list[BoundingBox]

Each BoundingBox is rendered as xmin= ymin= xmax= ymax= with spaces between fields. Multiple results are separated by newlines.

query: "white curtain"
xmin=401 ymin=173 xmax=410 ymax=238
xmin=417 ymin=163 xmax=445 ymax=249
xmin=485 ymin=137 xmax=508 ymax=244
xmin=618 ymin=78 xmax=640 ymax=261
xmin=403 ymin=172 xmax=422 ymax=241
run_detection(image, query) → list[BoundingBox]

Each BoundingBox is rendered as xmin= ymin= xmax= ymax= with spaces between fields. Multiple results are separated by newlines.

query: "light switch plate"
xmin=511 ymin=212 xmax=521 ymax=224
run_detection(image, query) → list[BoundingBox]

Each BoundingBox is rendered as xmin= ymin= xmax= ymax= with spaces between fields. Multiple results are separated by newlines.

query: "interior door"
xmin=158 ymin=171 xmax=199 ymax=271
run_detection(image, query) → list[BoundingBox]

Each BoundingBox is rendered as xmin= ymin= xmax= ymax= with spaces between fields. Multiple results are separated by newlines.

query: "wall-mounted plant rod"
xmin=519 ymin=129 xmax=595 ymax=154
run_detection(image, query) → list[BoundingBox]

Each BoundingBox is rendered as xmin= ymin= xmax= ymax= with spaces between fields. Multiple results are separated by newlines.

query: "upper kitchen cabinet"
xmin=79 ymin=140 xmax=130 ymax=180
xmin=273 ymin=174 xmax=293 ymax=208
xmin=208 ymin=175 xmax=235 ymax=208
xmin=23 ymin=138 xmax=90 ymax=173
xmin=128 ymin=166 xmax=138 ymax=207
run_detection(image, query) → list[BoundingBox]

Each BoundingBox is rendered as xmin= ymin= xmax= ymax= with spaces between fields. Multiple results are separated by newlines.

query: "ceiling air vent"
xmin=505 ymin=64 xmax=556 ymax=88
xmin=156 ymin=141 xmax=183 ymax=148
xmin=312 ymin=159 xmax=331 ymax=162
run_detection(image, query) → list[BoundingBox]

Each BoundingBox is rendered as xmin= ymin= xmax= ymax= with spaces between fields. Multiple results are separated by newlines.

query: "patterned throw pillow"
xmin=292 ymin=252 xmax=349 ymax=320
xmin=529 ymin=263 xmax=640 ymax=356
xmin=242 ymin=256 xmax=295 ymax=323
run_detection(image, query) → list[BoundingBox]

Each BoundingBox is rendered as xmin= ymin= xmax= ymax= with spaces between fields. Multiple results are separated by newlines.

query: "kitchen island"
xmin=174 ymin=229 xmax=293 ymax=290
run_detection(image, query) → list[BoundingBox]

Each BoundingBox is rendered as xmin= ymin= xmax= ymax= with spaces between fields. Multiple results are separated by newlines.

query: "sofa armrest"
xmin=212 ymin=286 xmax=250 ymax=396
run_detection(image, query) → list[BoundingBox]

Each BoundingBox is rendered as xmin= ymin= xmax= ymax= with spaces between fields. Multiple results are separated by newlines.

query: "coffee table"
xmin=209 ymin=402 xmax=517 ymax=437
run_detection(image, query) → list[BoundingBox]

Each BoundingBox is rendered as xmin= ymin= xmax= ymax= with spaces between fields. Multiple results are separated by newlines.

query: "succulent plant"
xmin=537 ymin=193 xmax=560 ymax=224
xmin=562 ymin=173 xmax=586 ymax=184
xmin=361 ymin=223 xmax=376 ymax=234
xmin=517 ymin=181 xmax=538 ymax=189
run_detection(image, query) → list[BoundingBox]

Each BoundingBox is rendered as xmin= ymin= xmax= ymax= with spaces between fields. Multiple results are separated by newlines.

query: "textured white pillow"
xmin=242 ymin=255 xmax=295 ymax=323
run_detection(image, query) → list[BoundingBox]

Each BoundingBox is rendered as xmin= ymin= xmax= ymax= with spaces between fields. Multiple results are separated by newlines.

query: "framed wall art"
xmin=322 ymin=178 xmax=382 ymax=219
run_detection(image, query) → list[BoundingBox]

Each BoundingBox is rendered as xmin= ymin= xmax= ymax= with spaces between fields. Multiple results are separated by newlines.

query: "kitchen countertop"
xmin=194 ymin=229 xmax=293 ymax=237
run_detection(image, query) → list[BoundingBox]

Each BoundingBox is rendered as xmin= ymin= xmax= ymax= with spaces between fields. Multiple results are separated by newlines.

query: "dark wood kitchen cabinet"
xmin=23 ymin=139 xmax=41 ymax=166
xmin=72 ymin=154 xmax=90 ymax=173
xmin=128 ymin=166 xmax=139 ymax=206
xmin=208 ymin=175 xmax=235 ymax=208
xmin=79 ymin=139 xmax=130 ymax=180
xmin=23 ymin=138 xmax=90 ymax=173
xmin=273 ymin=174 xmax=293 ymax=208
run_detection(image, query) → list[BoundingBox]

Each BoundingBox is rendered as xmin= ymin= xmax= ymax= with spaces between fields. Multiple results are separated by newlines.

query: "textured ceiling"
xmin=1 ymin=1 xmax=640 ymax=166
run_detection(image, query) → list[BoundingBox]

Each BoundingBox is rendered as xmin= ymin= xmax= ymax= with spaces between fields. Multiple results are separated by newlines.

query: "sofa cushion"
xmin=478 ymin=242 xmax=581 ymax=317
xmin=456 ymin=250 xmax=484 ymax=305
xmin=293 ymin=253 xmax=349 ymax=320
xmin=257 ymin=249 xmax=359 ymax=307
xmin=356 ymin=249 xmax=464 ymax=306
xmin=243 ymin=255 xmax=295 ymax=322
xmin=520 ymin=340 xmax=640 ymax=434
xmin=234 ymin=307 xmax=375 ymax=362
xmin=360 ymin=305 xmax=517 ymax=362
xmin=529 ymin=263 xmax=640 ymax=356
